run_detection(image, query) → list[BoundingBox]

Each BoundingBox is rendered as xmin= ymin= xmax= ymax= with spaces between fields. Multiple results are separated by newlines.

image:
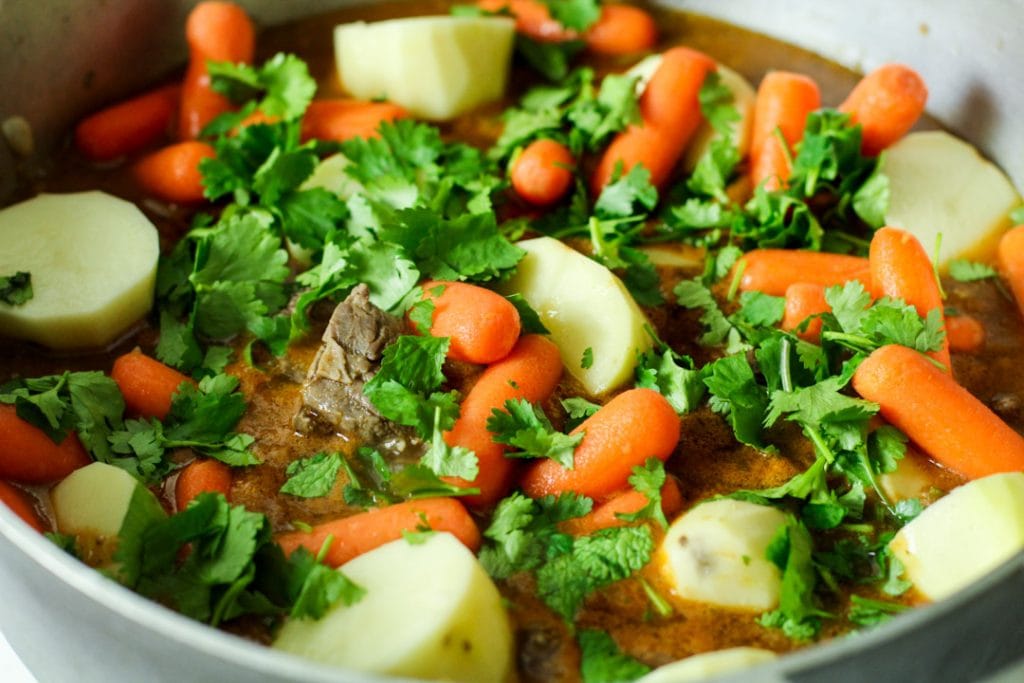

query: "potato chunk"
xmin=0 ymin=191 xmax=159 ymax=349
xmin=889 ymin=472 xmax=1024 ymax=601
xmin=274 ymin=532 xmax=512 ymax=683
xmin=498 ymin=236 xmax=652 ymax=396
xmin=334 ymin=16 xmax=515 ymax=120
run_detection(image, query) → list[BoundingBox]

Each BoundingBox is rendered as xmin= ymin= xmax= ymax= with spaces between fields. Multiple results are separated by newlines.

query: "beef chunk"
xmin=293 ymin=284 xmax=420 ymax=456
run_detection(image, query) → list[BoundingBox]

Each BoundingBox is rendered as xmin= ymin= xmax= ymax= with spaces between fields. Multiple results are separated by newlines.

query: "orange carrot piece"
xmin=520 ymin=388 xmax=681 ymax=500
xmin=418 ymin=281 xmax=522 ymax=364
xmin=477 ymin=0 xmax=575 ymax=42
xmin=869 ymin=226 xmax=950 ymax=371
xmin=132 ymin=140 xmax=216 ymax=204
xmin=0 ymin=405 xmax=91 ymax=485
xmin=583 ymin=4 xmax=657 ymax=56
xmin=179 ymin=1 xmax=256 ymax=139
xmin=300 ymin=99 xmax=408 ymax=143
xmin=0 ymin=480 xmax=46 ymax=532
xmin=997 ymin=225 xmax=1024 ymax=322
xmin=852 ymin=344 xmax=1024 ymax=480
xmin=782 ymin=282 xmax=830 ymax=342
xmin=510 ymin=138 xmax=575 ymax=207
xmin=559 ymin=477 xmax=682 ymax=536
xmin=444 ymin=334 xmax=564 ymax=507
xmin=110 ymin=351 xmax=195 ymax=421
xmin=749 ymin=71 xmax=821 ymax=189
xmin=74 ymin=84 xmax=180 ymax=161
xmin=275 ymin=497 xmax=481 ymax=567
xmin=839 ymin=63 xmax=928 ymax=156
xmin=175 ymin=458 xmax=232 ymax=512
xmin=737 ymin=249 xmax=871 ymax=296
xmin=592 ymin=47 xmax=716 ymax=192
xmin=946 ymin=314 xmax=986 ymax=354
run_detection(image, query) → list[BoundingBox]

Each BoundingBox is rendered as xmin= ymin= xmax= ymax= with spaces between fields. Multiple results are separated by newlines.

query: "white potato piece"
xmin=888 ymin=472 xmax=1024 ymax=601
xmin=498 ymin=236 xmax=653 ymax=396
xmin=637 ymin=647 xmax=777 ymax=683
xmin=334 ymin=16 xmax=515 ymax=120
xmin=0 ymin=191 xmax=159 ymax=349
xmin=658 ymin=499 xmax=787 ymax=611
xmin=274 ymin=532 xmax=512 ymax=683
xmin=882 ymin=131 xmax=1022 ymax=268
xmin=878 ymin=449 xmax=935 ymax=503
xmin=51 ymin=462 xmax=164 ymax=540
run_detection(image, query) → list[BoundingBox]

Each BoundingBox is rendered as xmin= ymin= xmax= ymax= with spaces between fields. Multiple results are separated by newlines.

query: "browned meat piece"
xmin=293 ymin=284 xmax=420 ymax=456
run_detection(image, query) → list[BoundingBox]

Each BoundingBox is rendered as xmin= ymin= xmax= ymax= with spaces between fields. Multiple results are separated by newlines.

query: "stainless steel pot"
xmin=1 ymin=1 xmax=1023 ymax=681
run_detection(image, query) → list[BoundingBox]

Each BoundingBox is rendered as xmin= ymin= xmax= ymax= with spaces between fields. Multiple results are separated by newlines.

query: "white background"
xmin=0 ymin=630 xmax=37 ymax=683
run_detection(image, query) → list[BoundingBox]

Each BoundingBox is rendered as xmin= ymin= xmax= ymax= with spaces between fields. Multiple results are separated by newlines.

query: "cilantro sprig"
xmin=0 ymin=271 xmax=32 ymax=305
xmin=487 ymin=398 xmax=583 ymax=468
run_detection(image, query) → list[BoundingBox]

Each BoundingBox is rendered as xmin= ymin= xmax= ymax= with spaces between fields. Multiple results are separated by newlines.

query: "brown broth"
xmin=1 ymin=2 xmax=1018 ymax=682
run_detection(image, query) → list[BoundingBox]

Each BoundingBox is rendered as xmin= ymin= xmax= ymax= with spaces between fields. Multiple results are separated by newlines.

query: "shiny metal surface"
xmin=1 ymin=1 xmax=1023 ymax=681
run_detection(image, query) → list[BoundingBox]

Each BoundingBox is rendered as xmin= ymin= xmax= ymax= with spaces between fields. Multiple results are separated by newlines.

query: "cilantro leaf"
xmin=280 ymin=452 xmax=343 ymax=498
xmin=948 ymin=259 xmax=998 ymax=282
xmin=488 ymin=399 xmax=583 ymax=468
xmin=286 ymin=545 xmax=366 ymax=620
xmin=578 ymin=629 xmax=651 ymax=683
xmin=674 ymin=278 xmax=734 ymax=346
xmin=506 ymin=293 xmax=550 ymax=334
xmin=736 ymin=291 xmax=786 ymax=327
xmin=544 ymin=0 xmax=601 ymax=31
xmin=847 ymin=594 xmax=909 ymax=627
xmin=595 ymin=165 xmax=658 ymax=219
xmin=703 ymin=354 xmax=769 ymax=449
xmin=420 ymin=408 xmax=479 ymax=480
xmin=208 ymin=53 xmax=317 ymax=121
xmin=0 ymin=271 xmax=32 ymax=305
xmin=515 ymin=35 xmax=586 ymax=82
xmin=616 ymin=458 xmax=669 ymax=528
xmin=634 ymin=347 xmax=705 ymax=415
xmin=759 ymin=515 xmax=830 ymax=640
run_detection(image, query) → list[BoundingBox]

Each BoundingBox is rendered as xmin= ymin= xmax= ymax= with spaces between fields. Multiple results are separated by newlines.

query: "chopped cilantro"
xmin=577 ymin=629 xmax=651 ymax=683
xmin=0 ymin=271 xmax=32 ymax=305
xmin=703 ymin=354 xmax=769 ymax=449
xmin=280 ymin=452 xmax=343 ymax=498
xmin=419 ymin=407 xmax=479 ymax=480
xmin=847 ymin=594 xmax=909 ymax=627
xmin=543 ymin=0 xmax=601 ymax=31
xmin=341 ymin=447 xmax=478 ymax=506
xmin=207 ymin=53 xmax=316 ymax=122
xmin=948 ymin=259 xmax=998 ymax=282
xmin=581 ymin=347 xmax=594 ymax=369
xmin=634 ymin=345 xmax=705 ymax=416
xmin=759 ymin=516 xmax=830 ymax=640
xmin=287 ymin=545 xmax=366 ymax=620
xmin=506 ymin=293 xmax=550 ymax=334
xmin=615 ymin=458 xmax=669 ymax=528
xmin=487 ymin=398 xmax=583 ymax=468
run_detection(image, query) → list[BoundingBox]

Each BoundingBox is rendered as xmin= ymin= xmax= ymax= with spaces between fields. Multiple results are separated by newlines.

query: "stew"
xmin=2 ymin=1 xmax=1023 ymax=682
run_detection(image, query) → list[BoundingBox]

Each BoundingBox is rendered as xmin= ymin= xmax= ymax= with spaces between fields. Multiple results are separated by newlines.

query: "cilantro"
xmin=581 ymin=347 xmax=594 ymax=369
xmin=488 ymin=399 xmax=584 ymax=468
xmin=515 ymin=35 xmax=586 ymax=82
xmin=615 ymin=458 xmax=669 ymax=529
xmin=506 ymin=293 xmax=550 ymax=334
xmin=634 ymin=346 xmax=705 ymax=415
xmin=341 ymin=447 xmax=478 ymax=506
xmin=420 ymin=407 xmax=479 ymax=480
xmin=0 ymin=271 xmax=32 ymax=305
xmin=759 ymin=516 xmax=830 ymax=640
xmin=577 ymin=629 xmax=651 ymax=683
xmin=45 ymin=532 xmax=78 ymax=557
xmin=536 ymin=525 xmax=653 ymax=621
xmin=948 ymin=259 xmax=998 ymax=282
xmin=562 ymin=396 xmax=601 ymax=430
xmin=407 ymin=285 xmax=440 ymax=335
xmin=847 ymin=594 xmax=909 ymax=627
xmin=543 ymin=0 xmax=601 ymax=31
xmin=823 ymin=282 xmax=946 ymax=356
xmin=595 ymin=165 xmax=658 ymax=219
xmin=280 ymin=452 xmax=343 ymax=498
xmin=674 ymin=278 xmax=734 ymax=347
xmin=287 ymin=546 xmax=366 ymax=620
xmin=736 ymin=291 xmax=786 ymax=327
xmin=207 ymin=53 xmax=316 ymax=121
xmin=703 ymin=354 xmax=769 ymax=449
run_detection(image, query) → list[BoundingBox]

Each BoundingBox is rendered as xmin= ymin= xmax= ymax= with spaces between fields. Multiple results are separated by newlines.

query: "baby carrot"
xmin=0 ymin=480 xmax=45 ymax=533
xmin=750 ymin=134 xmax=790 ymax=192
xmin=583 ymin=4 xmax=657 ymax=56
xmin=175 ymin=458 xmax=232 ymax=512
xmin=749 ymin=71 xmax=821 ymax=188
xmin=74 ymin=84 xmax=180 ymax=161
xmin=0 ymin=405 xmax=91 ymax=484
xmin=111 ymin=350 xmax=195 ymax=421
xmin=592 ymin=47 xmax=716 ymax=192
xmin=839 ymin=63 xmax=928 ymax=156
xmin=275 ymin=497 xmax=480 ymax=568
xmin=520 ymin=388 xmax=681 ymax=500
xmin=132 ymin=140 xmax=215 ymax=204
xmin=300 ymin=99 xmax=408 ymax=143
xmin=510 ymin=138 xmax=575 ymax=207
xmin=852 ymin=344 xmax=1024 ymax=480
xmin=946 ymin=314 xmax=985 ymax=354
xmin=179 ymin=1 xmax=256 ymax=139
xmin=737 ymin=249 xmax=871 ymax=296
xmin=782 ymin=282 xmax=830 ymax=342
xmin=997 ymin=225 xmax=1024 ymax=321
xmin=417 ymin=281 xmax=522 ymax=364
xmin=559 ymin=477 xmax=682 ymax=536
xmin=443 ymin=334 xmax=563 ymax=507
xmin=869 ymin=227 xmax=950 ymax=371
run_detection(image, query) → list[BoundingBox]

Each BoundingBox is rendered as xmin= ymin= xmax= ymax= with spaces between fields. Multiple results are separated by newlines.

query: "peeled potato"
xmin=882 ymin=131 xmax=1021 ymax=268
xmin=0 ymin=191 xmax=159 ymax=349
xmin=637 ymin=647 xmax=777 ymax=683
xmin=658 ymin=499 xmax=787 ymax=611
xmin=498 ymin=236 xmax=652 ymax=396
xmin=334 ymin=16 xmax=515 ymax=120
xmin=274 ymin=532 xmax=512 ymax=683
xmin=889 ymin=472 xmax=1024 ymax=601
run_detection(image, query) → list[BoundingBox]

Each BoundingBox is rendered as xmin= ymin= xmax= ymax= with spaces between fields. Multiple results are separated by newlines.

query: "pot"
xmin=1 ymin=1 xmax=1023 ymax=681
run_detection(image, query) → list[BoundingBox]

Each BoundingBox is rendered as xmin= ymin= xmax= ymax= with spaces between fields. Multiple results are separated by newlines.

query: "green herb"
xmin=577 ymin=629 xmax=651 ymax=683
xmin=514 ymin=35 xmax=586 ymax=82
xmin=948 ymin=259 xmax=998 ymax=282
xmin=488 ymin=398 xmax=584 ymax=468
xmin=759 ymin=516 xmax=830 ymax=639
xmin=207 ymin=53 xmax=317 ymax=122
xmin=562 ymin=396 xmax=601 ymax=430
xmin=580 ymin=347 xmax=594 ymax=369
xmin=615 ymin=458 xmax=669 ymax=528
xmin=0 ymin=271 xmax=32 ymax=305
xmin=287 ymin=544 xmax=366 ymax=620
xmin=280 ymin=452 xmax=343 ymax=498
xmin=342 ymin=447 xmax=479 ymax=507
xmin=506 ymin=293 xmax=550 ymax=334
xmin=1010 ymin=205 xmax=1024 ymax=225
xmin=847 ymin=594 xmax=909 ymax=627
xmin=634 ymin=346 xmax=705 ymax=415
xmin=703 ymin=354 xmax=770 ymax=449
xmin=420 ymin=407 xmax=479 ymax=480
xmin=543 ymin=0 xmax=601 ymax=31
